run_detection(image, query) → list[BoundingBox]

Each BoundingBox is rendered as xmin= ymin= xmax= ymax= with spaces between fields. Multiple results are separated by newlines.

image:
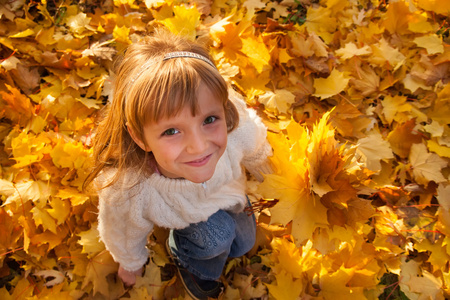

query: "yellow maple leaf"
xmin=11 ymin=132 xmax=51 ymax=168
xmin=423 ymin=120 xmax=444 ymax=137
xmin=290 ymin=31 xmax=328 ymax=58
xmin=381 ymin=95 xmax=412 ymax=124
xmin=403 ymin=269 xmax=445 ymax=300
xmin=31 ymin=206 xmax=57 ymax=234
xmin=51 ymin=140 xmax=91 ymax=170
xmin=356 ymin=130 xmax=394 ymax=172
xmin=415 ymin=0 xmax=450 ymax=16
xmin=258 ymin=118 xmax=330 ymax=243
xmin=336 ymin=42 xmax=372 ymax=60
xmin=428 ymin=84 xmax=450 ymax=124
xmin=57 ymin=187 xmax=90 ymax=206
xmin=241 ymin=35 xmax=271 ymax=73
xmin=77 ymin=225 xmax=106 ymax=258
xmin=427 ymin=139 xmax=450 ymax=158
xmin=369 ymin=38 xmax=406 ymax=71
xmin=374 ymin=206 xmax=405 ymax=236
xmin=112 ymin=25 xmax=131 ymax=45
xmin=408 ymin=12 xmax=434 ymax=33
xmin=409 ymin=143 xmax=447 ymax=186
xmin=31 ymin=230 xmax=66 ymax=251
xmin=319 ymin=265 xmax=366 ymax=300
xmin=313 ymin=69 xmax=350 ymax=100
xmin=387 ymin=119 xmax=422 ymax=158
xmin=1 ymin=85 xmax=35 ymax=126
xmin=270 ymin=238 xmax=321 ymax=278
xmin=2 ymin=180 xmax=50 ymax=206
xmin=47 ymin=198 xmax=70 ymax=225
xmin=383 ymin=1 xmax=412 ymax=35
xmin=82 ymin=251 xmax=118 ymax=297
xmin=232 ymin=273 xmax=267 ymax=299
xmin=414 ymin=34 xmax=444 ymax=55
xmin=258 ymin=89 xmax=296 ymax=115
xmin=144 ymin=0 xmax=167 ymax=9
xmin=66 ymin=12 xmax=92 ymax=36
xmin=114 ymin=0 xmax=140 ymax=9
xmin=134 ymin=260 xmax=166 ymax=299
xmin=266 ymin=270 xmax=303 ymax=299
xmin=159 ymin=5 xmax=201 ymax=41
xmin=414 ymin=238 xmax=450 ymax=272
xmin=305 ymin=6 xmax=336 ymax=44
xmin=270 ymin=238 xmax=303 ymax=278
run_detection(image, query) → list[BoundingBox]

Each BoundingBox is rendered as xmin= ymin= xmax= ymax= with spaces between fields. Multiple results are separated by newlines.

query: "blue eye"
xmin=204 ymin=116 xmax=217 ymax=125
xmin=162 ymin=128 xmax=179 ymax=136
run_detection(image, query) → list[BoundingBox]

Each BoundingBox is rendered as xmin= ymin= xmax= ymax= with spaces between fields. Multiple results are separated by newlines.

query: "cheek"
xmin=152 ymin=146 xmax=178 ymax=165
xmin=215 ymin=126 xmax=228 ymax=149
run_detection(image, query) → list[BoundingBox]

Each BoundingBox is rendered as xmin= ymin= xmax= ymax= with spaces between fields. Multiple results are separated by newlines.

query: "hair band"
xmin=129 ymin=51 xmax=216 ymax=85
xmin=163 ymin=51 xmax=216 ymax=68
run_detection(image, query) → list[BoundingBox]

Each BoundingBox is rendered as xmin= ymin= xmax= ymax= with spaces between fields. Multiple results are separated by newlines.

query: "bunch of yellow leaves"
xmin=0 ymin=0 xmax=450 ymax=299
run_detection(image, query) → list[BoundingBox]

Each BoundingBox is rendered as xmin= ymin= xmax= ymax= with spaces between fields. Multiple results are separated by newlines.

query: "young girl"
xmin=86 ymin=29 xmax=272 ymax=299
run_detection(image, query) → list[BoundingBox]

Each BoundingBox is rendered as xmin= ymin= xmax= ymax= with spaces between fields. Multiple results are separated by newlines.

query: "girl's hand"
xmin=118 ymin=266 xmax=143 ymax=286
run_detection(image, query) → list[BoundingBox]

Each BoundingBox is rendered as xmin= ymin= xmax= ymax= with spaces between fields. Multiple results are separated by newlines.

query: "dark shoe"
xmin=165 ymin=239 xmax=224 ymax=300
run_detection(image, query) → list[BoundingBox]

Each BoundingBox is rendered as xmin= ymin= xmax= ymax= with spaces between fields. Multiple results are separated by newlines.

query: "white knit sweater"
xmin=97 ymin=97 xmax=272 ymax=272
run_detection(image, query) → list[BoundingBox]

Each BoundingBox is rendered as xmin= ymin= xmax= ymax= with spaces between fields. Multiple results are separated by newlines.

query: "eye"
xmin=204 ymin=116 xmax=217 ymax=125
xmin=162 ymin=128 xmax=179 ymax=136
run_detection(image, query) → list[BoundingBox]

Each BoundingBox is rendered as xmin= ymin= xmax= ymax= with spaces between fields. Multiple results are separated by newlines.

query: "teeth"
xmin=191 ymin=155 xmax=208 ymax=163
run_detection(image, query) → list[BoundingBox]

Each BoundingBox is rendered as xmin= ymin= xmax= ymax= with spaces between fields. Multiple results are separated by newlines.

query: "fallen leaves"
xmin=1 ymin=0 xmax=450 ymax=299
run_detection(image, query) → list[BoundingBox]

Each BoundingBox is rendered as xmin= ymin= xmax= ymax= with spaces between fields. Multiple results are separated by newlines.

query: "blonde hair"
xmin=85 ymin=29 xmax=239 ymax=190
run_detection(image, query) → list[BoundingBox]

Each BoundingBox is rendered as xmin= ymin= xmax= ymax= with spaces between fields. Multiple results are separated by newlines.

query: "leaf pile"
xmin=0 ymin=0 xmax=450 ymax=299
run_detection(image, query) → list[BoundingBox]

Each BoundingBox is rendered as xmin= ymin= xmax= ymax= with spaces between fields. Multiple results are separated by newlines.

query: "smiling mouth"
xmin=186 ymin=154 xmax=212 ymax=166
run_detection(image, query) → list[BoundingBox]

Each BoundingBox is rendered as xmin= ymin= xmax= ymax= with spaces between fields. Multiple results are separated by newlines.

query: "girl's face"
xmin=136 ymin=83 xmax=228 ymax=183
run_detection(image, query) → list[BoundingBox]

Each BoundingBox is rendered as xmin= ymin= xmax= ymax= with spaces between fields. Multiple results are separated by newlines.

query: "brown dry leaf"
xmin=409 ymin=143 xmax=447 ymax=186
xmin=387 ymin=119 xmax=423 ymax=158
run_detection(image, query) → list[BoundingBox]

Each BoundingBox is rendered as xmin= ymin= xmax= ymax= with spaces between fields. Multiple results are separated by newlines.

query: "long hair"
xmin=84 ymin=29 xmax=239 ymax=190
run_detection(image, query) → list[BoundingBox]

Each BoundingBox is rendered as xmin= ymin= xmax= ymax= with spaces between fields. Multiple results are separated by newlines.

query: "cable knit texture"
xmin=97 ymin=95 xmax=272 ymax=272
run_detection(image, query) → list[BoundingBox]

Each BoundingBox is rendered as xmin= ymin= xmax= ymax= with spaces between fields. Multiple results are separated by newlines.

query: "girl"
xmin=85 ymin=29 xmax=272 ymax=299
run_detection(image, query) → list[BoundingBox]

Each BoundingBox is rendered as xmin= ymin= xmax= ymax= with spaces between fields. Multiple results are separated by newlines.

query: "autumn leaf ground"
xmin=1 ymin=0 xmax=450 ymax=299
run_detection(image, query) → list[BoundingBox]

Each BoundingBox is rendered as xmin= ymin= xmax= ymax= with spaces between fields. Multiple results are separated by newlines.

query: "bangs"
xmin=131 ymin=58 xmax=228 ymax=125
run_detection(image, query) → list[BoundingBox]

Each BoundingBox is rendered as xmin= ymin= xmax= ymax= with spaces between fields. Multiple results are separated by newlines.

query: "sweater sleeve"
xmin=97 ymin=177 xmax=154 ymax=272
xmin=229 ymin=92 xmax=273 ymax=182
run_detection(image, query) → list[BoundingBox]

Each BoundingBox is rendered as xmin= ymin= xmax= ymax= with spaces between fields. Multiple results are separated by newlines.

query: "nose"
xmin=186 ymin=129 xmax=208 ymax=154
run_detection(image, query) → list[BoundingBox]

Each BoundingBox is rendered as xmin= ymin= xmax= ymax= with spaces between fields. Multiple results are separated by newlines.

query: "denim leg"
xmin=169 ymin=202 xmax=256 ymax=280
xmin=228 ymin=205 xmax=256 ymax=258
xmin=169 ymin=210 xmax=236 ymax=280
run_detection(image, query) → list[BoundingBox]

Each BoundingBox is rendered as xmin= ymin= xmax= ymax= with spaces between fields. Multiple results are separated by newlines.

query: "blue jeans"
xmin=168 ymin=202 xmax=256 ymax=281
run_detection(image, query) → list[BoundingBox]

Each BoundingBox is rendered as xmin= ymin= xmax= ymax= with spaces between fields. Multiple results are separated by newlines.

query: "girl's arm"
xmin=97 ymin=180 xmax=154 ymax=279
xmin=118 ymin=266 xmax=143 ymax=286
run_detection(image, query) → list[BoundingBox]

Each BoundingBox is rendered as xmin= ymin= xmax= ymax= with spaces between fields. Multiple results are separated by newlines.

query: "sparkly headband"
xmin=128 ymin=51 xmax=216 ymax=86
